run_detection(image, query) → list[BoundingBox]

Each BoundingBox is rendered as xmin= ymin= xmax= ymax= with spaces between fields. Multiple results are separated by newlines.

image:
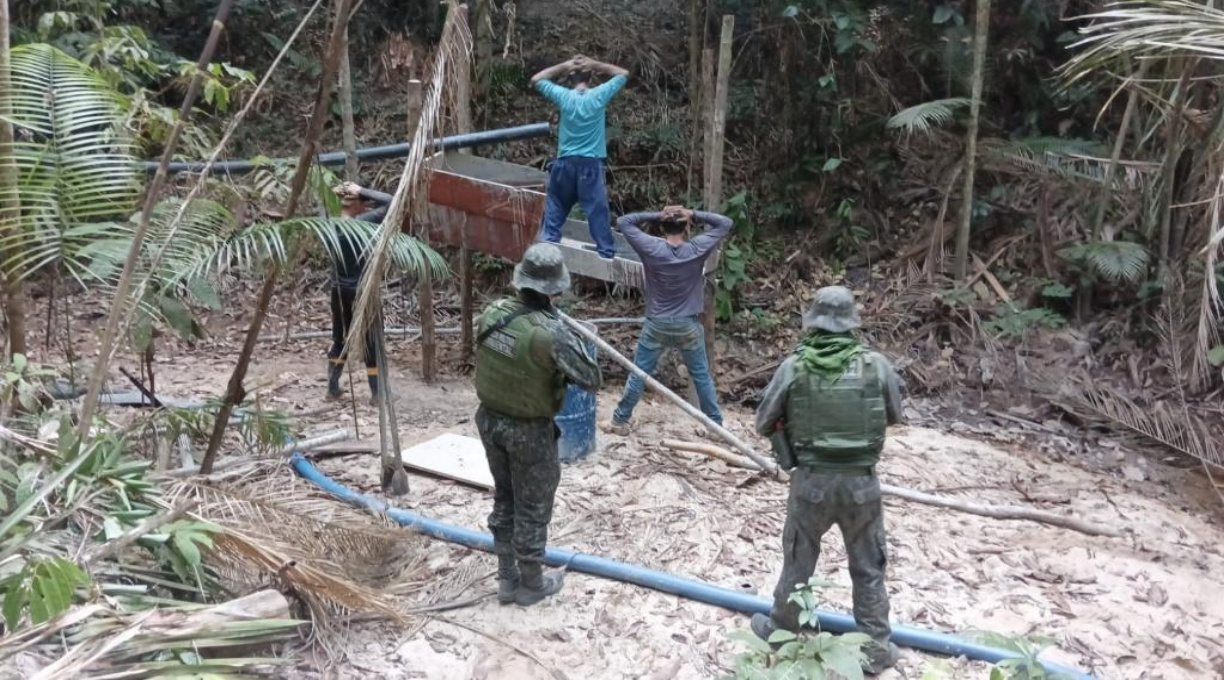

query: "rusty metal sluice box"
xmin=421 ymin=152 xmax=644 ymax=288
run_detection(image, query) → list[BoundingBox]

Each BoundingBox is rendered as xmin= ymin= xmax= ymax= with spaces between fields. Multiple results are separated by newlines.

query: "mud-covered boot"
xmin=326 ymin=362 xmax=344 ymax=400
xmin=862 ymin=641 xmax=900 ymax=676
xmin=496 ymin=555 xmax=519 ymax=605
xmin=515 ymin=563 xmax=564 ymax=606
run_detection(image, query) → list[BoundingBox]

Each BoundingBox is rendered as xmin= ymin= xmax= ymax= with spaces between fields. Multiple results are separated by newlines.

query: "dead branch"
xmin=660 ymin=439 xmax=1122 ymax=537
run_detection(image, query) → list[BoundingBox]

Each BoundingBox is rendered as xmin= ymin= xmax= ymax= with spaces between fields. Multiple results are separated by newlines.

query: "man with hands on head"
xmin=532 ymin=54 xmax=629 ymax=259
xmin=602 ymin=204 xmax=733 ymax=435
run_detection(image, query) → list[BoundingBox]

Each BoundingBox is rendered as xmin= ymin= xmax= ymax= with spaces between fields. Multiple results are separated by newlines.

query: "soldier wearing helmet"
xmin=474 ymin=243 xmax=602 ymax=607
xmin=752 ymin=285 xmax=905 ymax=675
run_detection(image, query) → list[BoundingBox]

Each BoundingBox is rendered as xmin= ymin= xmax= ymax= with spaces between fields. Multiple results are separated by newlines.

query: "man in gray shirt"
xmin=603 ymin=205 xmax=733 ymax=435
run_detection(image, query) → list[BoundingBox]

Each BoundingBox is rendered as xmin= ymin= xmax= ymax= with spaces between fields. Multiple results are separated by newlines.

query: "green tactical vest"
xmin=785 ymin=353 xmax=887 ymax=470
xmin=475 ymin=300 xmax=566 ymax=419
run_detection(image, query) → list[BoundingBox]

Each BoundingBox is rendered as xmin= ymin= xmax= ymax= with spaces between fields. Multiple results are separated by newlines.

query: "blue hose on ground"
xmin=290 ymin=453 xmax=1094 ymax=679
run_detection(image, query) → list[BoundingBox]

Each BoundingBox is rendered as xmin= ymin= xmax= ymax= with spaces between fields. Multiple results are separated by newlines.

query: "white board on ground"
xmin=400 ymin=433 xmax=494 ymax=491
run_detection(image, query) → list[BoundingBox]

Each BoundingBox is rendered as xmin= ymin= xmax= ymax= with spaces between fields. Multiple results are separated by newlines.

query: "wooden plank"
xmin=400 ymin=433 xmax=494 ymax=491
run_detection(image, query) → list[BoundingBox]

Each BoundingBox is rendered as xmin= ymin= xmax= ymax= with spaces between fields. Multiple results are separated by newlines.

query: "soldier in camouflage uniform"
xmin=753 ymin=286 xmax=905 ymax=675
xmin=475 ymin=243 xmax=602 ymax=606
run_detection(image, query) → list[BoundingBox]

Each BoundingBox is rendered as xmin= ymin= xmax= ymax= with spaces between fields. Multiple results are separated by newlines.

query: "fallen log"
xmin=661 ymin=439 xmax=1122 ymax=538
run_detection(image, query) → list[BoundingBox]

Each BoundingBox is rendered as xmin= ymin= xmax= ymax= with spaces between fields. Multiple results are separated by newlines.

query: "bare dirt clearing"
xmin=41 ymin=287 xmax=1224 ymax=679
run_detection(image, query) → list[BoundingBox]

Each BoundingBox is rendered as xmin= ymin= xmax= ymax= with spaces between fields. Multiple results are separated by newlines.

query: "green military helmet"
xmin=513 ymin=243 xmax=571 ymax=296
xmin=802 ymin=285 xmax=861 ymax=333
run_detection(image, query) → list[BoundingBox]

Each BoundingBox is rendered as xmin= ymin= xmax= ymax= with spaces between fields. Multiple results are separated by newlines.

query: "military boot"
xmin=326 ymin=362 xmax=344 ymax=400
xmin=862 ymin=641 xmax=900 ymax=675
xmin=496 ymin=555 xmax=519 ymax=605
xmin=515 ymin=563 xmax=564 ymax=606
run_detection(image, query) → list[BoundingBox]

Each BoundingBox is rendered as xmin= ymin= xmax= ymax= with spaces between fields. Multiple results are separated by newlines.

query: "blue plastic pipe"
xmin=147 ymin=122 xmax=551 ymax=175
xmin=290 ymin=453 xmax=1095 ymax=679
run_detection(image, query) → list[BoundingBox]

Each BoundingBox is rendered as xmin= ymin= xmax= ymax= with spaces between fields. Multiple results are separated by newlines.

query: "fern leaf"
xmin=1058 ymin=241 xmax=1150 ymax=283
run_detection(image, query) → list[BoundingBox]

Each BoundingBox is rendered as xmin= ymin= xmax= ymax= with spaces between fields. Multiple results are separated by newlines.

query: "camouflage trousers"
xmin=476 ymin=406 xmax=561 ymax=567
xmin=770 ymin=468 xmax=892 ymax=654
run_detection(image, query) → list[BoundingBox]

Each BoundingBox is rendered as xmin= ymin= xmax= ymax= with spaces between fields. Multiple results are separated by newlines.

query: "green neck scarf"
xmin=795 ymin=331 xmax=864 ymax=383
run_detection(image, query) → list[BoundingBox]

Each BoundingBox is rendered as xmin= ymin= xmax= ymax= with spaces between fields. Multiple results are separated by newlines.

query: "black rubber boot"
xmin=515 ymin=563 xmax=563 ymax=606
xmin=862 ymin=641 xmax=900 ymax=676
xmin=326 ymin=362 xmax=344 ymax=400
xmin=750 ymin=613 xmax=778 ymax=644
xmin=496 ymin=555 xmax=519 ymax=605
xmin=367 ymin=371 xmax=379 ymax=406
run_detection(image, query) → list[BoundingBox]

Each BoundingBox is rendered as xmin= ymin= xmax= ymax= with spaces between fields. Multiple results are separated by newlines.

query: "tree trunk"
xmin=0 ymin=0 xmax=26 ymax=360
xmin=339 ymin=23 xmax=359 ymax=181
xmin=952 ymin=0 xmax=990 ymax=280
xmin=1091 ymin=61 xmax=1150 ymax=241
xmin=199 ymin=0 xmax=355 ymax=474
xmin=700 ymin=17 xmax=733 ymax=361
xmin=1157 ymin=59 xmax=1194 ymax=282
xmin=687 ymin=0 xmax=703 ymax=98
xmin=474 ymin=0 xmax=493 ymax=104
xmin=77 ymin=0 xmax=238 ymax=439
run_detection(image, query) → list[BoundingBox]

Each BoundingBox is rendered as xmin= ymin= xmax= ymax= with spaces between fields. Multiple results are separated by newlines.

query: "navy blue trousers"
xmin=538 ymin=156 xmax=616 ymax=259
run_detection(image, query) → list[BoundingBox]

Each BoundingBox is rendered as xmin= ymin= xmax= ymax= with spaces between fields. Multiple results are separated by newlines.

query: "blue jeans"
xmin=613 ymin=317 xmax=723 ymax=426
xmin=538 ymin=156 xmax=616 ymax=259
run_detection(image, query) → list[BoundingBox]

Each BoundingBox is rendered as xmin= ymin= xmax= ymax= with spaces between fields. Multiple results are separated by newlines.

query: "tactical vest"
xmin=785 ymin=353 xmax=887 ymax=470
xmin=475 ymin=300 xmax=565 ymax=419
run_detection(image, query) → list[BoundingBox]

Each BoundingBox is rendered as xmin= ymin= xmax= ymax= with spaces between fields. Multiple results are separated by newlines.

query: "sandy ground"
xmin=32 ymin=286 xmax=1224 ymax=679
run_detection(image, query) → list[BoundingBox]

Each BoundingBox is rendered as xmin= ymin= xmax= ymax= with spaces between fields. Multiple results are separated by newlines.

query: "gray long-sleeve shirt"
xmin=617 ymin=211 xmax=733 ymax=317
xmin=755 ymin=351 xmax=905 ymax=437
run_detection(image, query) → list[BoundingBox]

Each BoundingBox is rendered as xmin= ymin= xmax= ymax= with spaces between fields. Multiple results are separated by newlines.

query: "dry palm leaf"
xmin=164 ymin=473 xmax=429 ymax=626
xmin=1051 ymin=380 xmax=1223 ymax=469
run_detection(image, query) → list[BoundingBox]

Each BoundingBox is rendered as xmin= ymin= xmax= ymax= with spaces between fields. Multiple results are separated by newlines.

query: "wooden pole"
xmin=659 ymin=440 xmax=1120 ymax=537
xmin=952 ymin=0 xmax=990 ymax=280
xmin=198 ymin=0 xmax=354 ymax=473
xmin=406 ymin=78 xmax=436 ymax=383
xmin=0 ymin=0 xmax=26 ymax=359
xmin=474 ymin=0 xmax=493 ymax=104
xmin=700 ymin=17 xmax=733 ymax=361
xmin=559 ymin=312 xmax=780 ymax=476
xmin=339 ymin=20 xmax=359 ymax=180
xmin=687 ymin=0 xmax=703 ymax=99
xmin=455 ymin=8 xmax=476 ymax=362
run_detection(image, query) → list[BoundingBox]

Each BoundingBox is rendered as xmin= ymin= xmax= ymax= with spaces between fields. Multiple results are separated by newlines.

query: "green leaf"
xmin=103 ymin=516 xmax=124 ymax=541
xmin=3 ymin=579 xmax=29 ymax=629
xmin=769 ymin=629 xmax=799 ymax=644
xmin=798 ymin=660 xmax=826 ymax=680
xmin=728 ymin=629 xmax=773 ymax=655
xmin=1208 ymin=345 xmax=1224 ymax=368
xmin=11 ymin=353 xmax=27 ymax=373
xmin=933 ymin=5 xmax=955 ymax=25
xmin=782 ymin=6 xmax=799 ymax=18
xmin=186 ymin=277 xmax=222 ymax=310
xmin=172 ymin=532 xmax=202 ymax=568
xmin=158 ymin=295 xmax=197 ymax=339
xmin=989 ymin=668 xmax=1006 ymax=680
xmin=820 ymin=645 xmax=864 ymax=680
xmin=822 ymin=158 xmax=843 ymax=173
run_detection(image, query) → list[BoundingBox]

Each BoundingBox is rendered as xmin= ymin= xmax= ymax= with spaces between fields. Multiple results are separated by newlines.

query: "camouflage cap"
xmin=801 ymin=285 xmax=861 ymax=333
xmin=513 ymin=243 xmax=571 ymax=296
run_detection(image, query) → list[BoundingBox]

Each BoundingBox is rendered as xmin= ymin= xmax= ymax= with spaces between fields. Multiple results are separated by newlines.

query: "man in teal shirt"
xmin=532 ymin=55 xmax=629 ymax=259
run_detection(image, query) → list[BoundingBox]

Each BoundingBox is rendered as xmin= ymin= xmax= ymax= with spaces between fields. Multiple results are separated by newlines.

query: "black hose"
xmin=146 ymin=122 xmax=551 ymax=176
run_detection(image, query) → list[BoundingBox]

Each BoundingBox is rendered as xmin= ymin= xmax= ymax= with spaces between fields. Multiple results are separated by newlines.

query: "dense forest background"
xmin=6 ymin=0 xmax=1224 ymax=451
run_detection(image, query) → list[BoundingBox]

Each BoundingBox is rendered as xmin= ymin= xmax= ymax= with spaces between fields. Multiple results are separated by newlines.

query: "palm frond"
xmin=887 ymin=98 xmax=972 ymax=137
xmin=164 ymin=473 xmax=427 ymax=621
xmin=2 ymin=44 xmax=139 ymax=229
xmin=0 ymin=44 xmax=140 ymax=284
xmin=175 ymin=216 xmax=448 ymax=284
xmin=1061 ymin=1 xmax=1224 ymax=90
xmin=1051 ymin=380 xmax=1223 ymax=468
xmin=1058 ymin=240 xmax=1151 ymax=283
